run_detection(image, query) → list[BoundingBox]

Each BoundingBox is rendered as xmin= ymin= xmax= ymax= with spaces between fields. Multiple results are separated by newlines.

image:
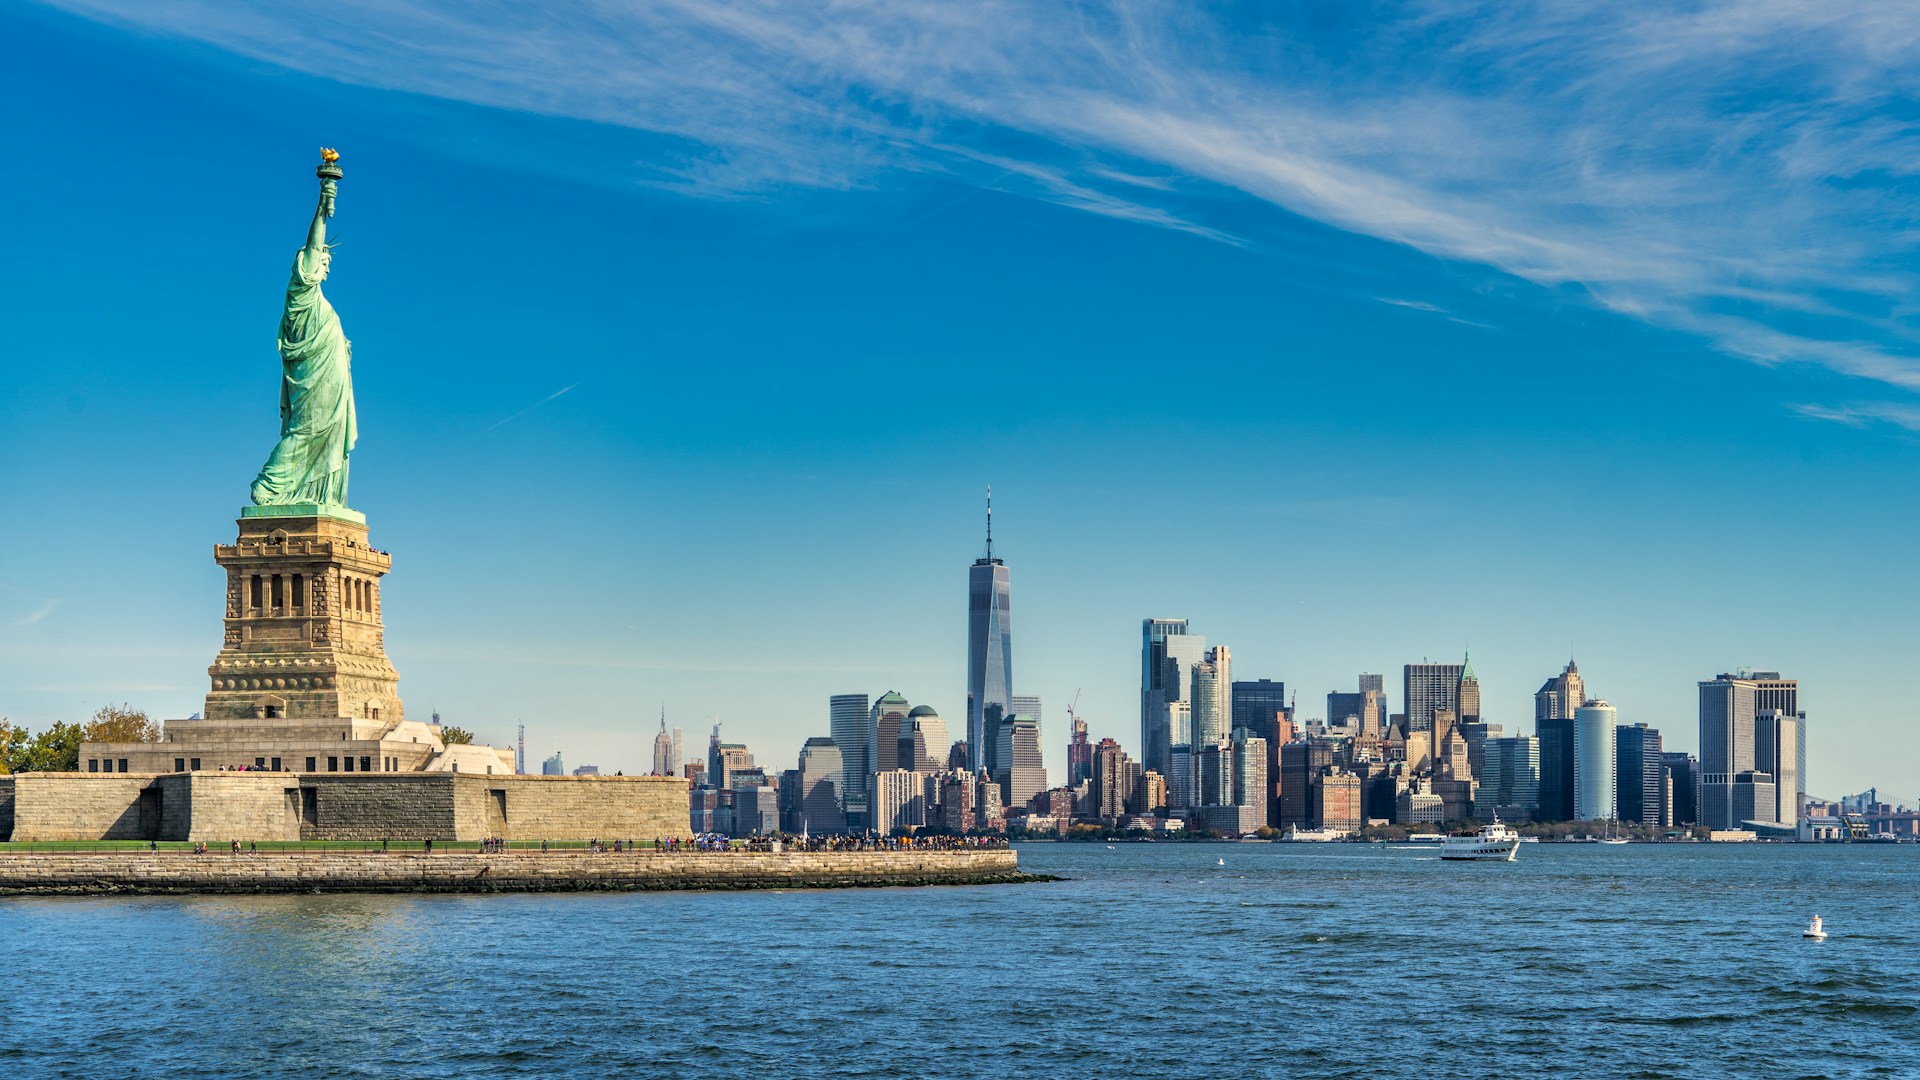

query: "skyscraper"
xmin=541 ymin=751 xmax=564 ymax=776
xmin=1141 ymin=619 xmax=1206 ymax=778
xmin=1756 ymin=705 xmax=1802 ymax=828
xmin=796 ymin=737 xmax=846 ymax=834
xmin=1663 ymin=751 xmax=1700 ymax=827
xmin=994 ymin=713 xmax=1046 ymax=809
xmin=1534 ymin=659 xmax=1583 ymax=821
xmin=1233 ymin=676 xmax=1288 ymax=827
xmin=1228 ymin=727 xmax=1268 ymax=835
xmin=901 ymin=705 xmax=949 ymax=771
xmin=830 ymin=693 xmax=873 ymax=823
xmin=1090 ymin=738 xmax=1134 ymax=821
xmin=870 ymin=692 xmax=911 ymax=775
xmin=1698 ymin=672 xmax=1802 ymax=829
xmin=1474 ymin=735 xmax=1541 ymax=822
xmin=1573 ymin=699 xmax=1617 ymax=822
xmin=1066 ymin=709 xmax=1092 ymax=787
xmin=1457 ymin=652 xmax=1481 ymax=723
xmin=1232 ymin=678 xmax=1288 ymax=739
xmin=966 ymin=491 xmax=1013 ymax=774
xmin=1190 ymin=646 xmax=1232 ymax=749
xmin=1403 ymin=662 xmax=1465 ymax=734
xmin=1615 ymin=723 xmax=1665 ymax=826
xmin=1327 ymin=678 xmax=1383 ymax=738
xmin=1359 ymin=672 xmax=1387 ymax=724
xmin=870 ymin=769 xmax=924 ymax=835
xmin=1279 ymin=738 xmax=1335 ymax=829
xmin=652 ymin=708 xmax=675 ymax=777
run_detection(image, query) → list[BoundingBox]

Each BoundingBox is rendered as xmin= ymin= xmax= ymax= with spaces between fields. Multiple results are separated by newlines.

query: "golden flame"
xmin=320 ymin=147 xmax=340 ymax=163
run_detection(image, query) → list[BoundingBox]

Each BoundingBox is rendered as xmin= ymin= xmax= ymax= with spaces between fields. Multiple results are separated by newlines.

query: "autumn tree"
xmin=82 ymin=703 xmax=159 ymax=744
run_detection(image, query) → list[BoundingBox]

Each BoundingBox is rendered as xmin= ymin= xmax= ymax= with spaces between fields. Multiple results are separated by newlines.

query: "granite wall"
xmin=6 ymin=774 xmax=160 ymax=841
xmin=0 ymin=773 xmax=690 ymax=843
xmin=0 ymin=848 xmax=1028 ymax=893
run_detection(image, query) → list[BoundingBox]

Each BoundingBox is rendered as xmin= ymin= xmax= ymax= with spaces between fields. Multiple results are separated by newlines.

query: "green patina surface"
xmin=249 ymin=154 xmax=358 ymax=515
xmin=240 ymin=502 xmax=366 ymax=524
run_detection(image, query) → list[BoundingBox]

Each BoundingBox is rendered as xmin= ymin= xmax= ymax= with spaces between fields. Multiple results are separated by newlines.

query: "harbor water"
xmin=4 ymin=842 xmax=1915 ymax=1077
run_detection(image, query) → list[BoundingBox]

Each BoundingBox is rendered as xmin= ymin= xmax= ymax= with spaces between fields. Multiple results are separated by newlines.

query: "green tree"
xmin=10 ymin=721 xmax=82 ymax=773
xmin=81 ymin=703 xmax=159 ymax=743
xmin=0 ymin=720 xmax=23 ymax=775
xmin=440 ymin=725 xmax=475 ymax=745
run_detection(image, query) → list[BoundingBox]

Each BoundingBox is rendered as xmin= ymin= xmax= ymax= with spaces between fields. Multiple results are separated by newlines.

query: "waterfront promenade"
xmin=0 ymin=846 xmax=1036 ymax=895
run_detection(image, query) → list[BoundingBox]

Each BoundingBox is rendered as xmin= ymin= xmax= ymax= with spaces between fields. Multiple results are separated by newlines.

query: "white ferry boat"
xmin=1439 ymin=819 xmax=1521 ymax=862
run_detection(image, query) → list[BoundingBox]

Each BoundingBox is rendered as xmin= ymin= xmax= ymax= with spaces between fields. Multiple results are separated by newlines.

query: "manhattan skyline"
xmin=6 ymin=4 xmax=1920 ymax=797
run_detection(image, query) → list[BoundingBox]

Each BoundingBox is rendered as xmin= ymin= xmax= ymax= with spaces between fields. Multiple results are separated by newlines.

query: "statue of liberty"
xmin=250 ymin=149 xmax=356 ymax=509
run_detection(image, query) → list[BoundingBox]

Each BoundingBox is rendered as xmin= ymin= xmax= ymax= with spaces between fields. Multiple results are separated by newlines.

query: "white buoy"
xmin=1804 ymin=914 xmax=1826 ymax=940
xmin=1216 ymin=857 xmax=1226 ymax=866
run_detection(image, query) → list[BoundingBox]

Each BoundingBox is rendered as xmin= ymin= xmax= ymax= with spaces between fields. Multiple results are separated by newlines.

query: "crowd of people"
xmin=171 ymin=834 xmax=1012 ymax=854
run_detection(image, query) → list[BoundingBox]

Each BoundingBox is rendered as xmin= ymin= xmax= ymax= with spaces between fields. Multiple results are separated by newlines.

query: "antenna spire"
xmin=985 ymin=484 xmax=993 ymax=560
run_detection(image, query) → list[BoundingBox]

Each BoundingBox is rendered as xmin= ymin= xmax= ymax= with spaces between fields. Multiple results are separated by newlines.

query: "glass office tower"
xmin=967 ymin=495 xmax=1012 ymax=773
xmin=1573 ymin=700 xmax=1618 ymax=822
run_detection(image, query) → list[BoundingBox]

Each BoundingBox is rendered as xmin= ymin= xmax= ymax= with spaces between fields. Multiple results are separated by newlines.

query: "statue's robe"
xmin=250 ymin=245 xmax=356 ymax=506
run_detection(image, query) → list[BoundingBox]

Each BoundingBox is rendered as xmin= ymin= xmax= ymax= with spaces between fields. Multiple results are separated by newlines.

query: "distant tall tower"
xmin=1573 ymin=699 xmax=1617 ymax=821
xmin=1358 ymin=673 xmax=1387 ymax=722
xmin=1699 ymin=671 xmax=1802 ymax=830
xmin=1190 ymin=646 xmax=1232 ymax=749
xmin=1457 ymin=652 xmax=1481 ymax=723
xmin=1141 ymin=618 xmax=1207 ymax=778
xmin=830 ymin=693 xmax=874 ymax=826
xmin=517 ymin=723 xmax=526 ymax=775
xmin=967 ymin=488 xmax=1013 ymax=773
xmin=1534 ymin=659 xmax=1583 ymax=821
xmin=652 ymin=706 xmax=674 ymax=777
xmin=1403 ymin=661 xmax=1465 ymax=734
xmin=1067 ymin=702 xmax=1092 ymax=787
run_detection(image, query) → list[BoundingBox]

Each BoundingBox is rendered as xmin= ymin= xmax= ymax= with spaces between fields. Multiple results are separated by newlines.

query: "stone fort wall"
xmin=6 ymin=774 xmax=162 ymax=841
xmin=0 ymin=773 xmax=688 ymax=843
xmin=0 ymin=849 xmax=1027 ymax=894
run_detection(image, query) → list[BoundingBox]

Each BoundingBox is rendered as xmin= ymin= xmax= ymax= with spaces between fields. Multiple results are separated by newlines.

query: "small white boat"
xmin=1216 ymin=857 xmax=1226 ymax=866
xmin=1804 ymin=915 xmax=1827 ymax=940
xmin=1440 ymin=817 xmax=1521 ymax=862
xmin=1406 ymin=833 xmax=1446 ymax=844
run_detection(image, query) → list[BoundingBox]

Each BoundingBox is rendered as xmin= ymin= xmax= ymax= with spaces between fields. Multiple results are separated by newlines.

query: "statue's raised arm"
xmin=307 ymin=147 xmax=339 ymax=252
xmin=249 ymin=149 xmax=359 ymax=511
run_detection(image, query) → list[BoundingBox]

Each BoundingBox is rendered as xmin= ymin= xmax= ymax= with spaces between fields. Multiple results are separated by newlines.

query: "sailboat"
xmin=1596 ymin=819 xmax=1629 ymax=845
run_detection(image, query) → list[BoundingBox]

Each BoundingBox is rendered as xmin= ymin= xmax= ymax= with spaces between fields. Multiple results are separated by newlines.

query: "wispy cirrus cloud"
xmin=14 ymin=599 xmax=60 ymax=627
xmin=43 ymin=0 xmax=1920 ymax=418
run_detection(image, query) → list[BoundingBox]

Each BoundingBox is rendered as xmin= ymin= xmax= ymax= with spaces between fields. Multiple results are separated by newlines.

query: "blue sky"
xmin=5 ymin=2 xmax=1919 ymax=797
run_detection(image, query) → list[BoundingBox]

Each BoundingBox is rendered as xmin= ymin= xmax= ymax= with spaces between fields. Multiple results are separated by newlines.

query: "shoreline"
xmin=0 ymin=849 xmax=1052 ymax=896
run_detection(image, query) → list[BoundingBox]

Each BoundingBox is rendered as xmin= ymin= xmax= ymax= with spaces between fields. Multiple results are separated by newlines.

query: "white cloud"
xmin=14 ymin=599 xmax=59 ymax=627
xmin=42 ymin=0 xmax=1920 ymax=409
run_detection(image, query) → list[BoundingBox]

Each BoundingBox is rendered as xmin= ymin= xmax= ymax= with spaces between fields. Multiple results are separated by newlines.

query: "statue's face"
xmin=316 ymin=249 xmax=332 ymax=280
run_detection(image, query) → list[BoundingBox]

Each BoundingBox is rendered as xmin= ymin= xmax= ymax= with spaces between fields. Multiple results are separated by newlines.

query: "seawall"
xmin=0 ymin=849 xmax=1039 ymax=895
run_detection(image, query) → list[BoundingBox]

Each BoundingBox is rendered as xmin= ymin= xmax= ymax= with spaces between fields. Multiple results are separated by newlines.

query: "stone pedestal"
xmin=206 ymin=509 xmax=403 ymax=725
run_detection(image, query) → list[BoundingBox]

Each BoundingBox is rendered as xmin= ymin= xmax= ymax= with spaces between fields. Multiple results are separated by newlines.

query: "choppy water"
xmin=3 ymin=843 xmax=1916 ymax=1078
